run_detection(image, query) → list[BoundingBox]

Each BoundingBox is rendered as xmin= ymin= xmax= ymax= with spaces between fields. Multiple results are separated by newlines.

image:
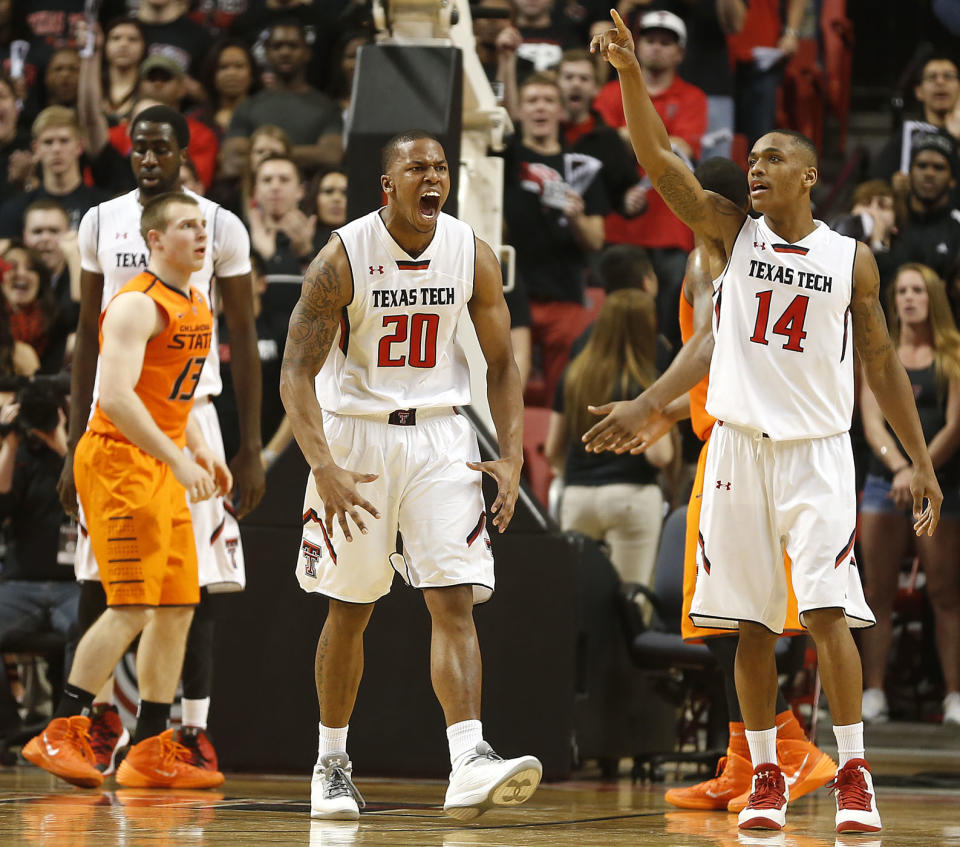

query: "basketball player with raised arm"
xmin=59 ymin=106 xmax=264 ymax=775
xmin=590 ymin=11 xmax=941 ymax=835
xmin=584 ymin=157 xmax=836 ymax=814
xmin=280 ymin=130 xmax=541 ymax=821
xmin=24 ymin=193 xmax=231 ymax=790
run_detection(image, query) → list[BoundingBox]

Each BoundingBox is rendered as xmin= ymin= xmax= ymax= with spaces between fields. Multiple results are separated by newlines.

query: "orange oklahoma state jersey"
xmin=678 ymin=276 xmax=716 ymax=442
xmin=88 ymin=270 xmax=212 ymax=448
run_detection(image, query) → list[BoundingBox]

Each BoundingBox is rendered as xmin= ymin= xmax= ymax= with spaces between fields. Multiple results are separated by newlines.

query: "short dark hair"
xmin=381 ymin=130 xmax=443 ymax=173
xmin=767 ymin=129 xmax=818 ymax=168
xmin=140 ymin=192 xmax=199 ymax=246
xmin=131 ymin=105 xmax=190 ymax=149
xmin=598 ymin=244 xmax=655 ymax=293
xmin=267 ymin=18 xmax=308 ymax=43
xmin=254 ymin=153 xmax=301 ymax=183
xmin=24 ymin=197 xmax=70 ymax=224
xmin=918 ymin=52 xmax=959 ymax=84
xmin=695 ymin=157 xmax=749 ymax=210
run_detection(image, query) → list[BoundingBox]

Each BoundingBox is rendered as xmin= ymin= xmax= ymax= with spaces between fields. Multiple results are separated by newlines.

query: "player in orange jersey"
xmin=584 ymin=158 xmax=835 ymax=814
xmin=23 ymin=194 xmax=231 ymax=790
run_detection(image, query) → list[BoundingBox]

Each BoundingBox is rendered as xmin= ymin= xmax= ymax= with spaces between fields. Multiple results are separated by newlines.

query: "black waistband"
xmin=388 ymin=409 xmax=417 ymax=426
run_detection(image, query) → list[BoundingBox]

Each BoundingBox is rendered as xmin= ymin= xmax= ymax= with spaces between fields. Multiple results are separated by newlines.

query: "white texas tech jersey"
xmin=315 ymin=209 xmax=475 ymax=414
xmin=705 ymin=216 xmax=858 ymax=440
xmin=77 ymin=188 xmax=251 ymax=400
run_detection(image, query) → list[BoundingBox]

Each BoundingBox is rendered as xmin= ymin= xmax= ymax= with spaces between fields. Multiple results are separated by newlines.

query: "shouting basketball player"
xmin=280 ymin=131 xmax=542 ymax=821
xmin=588 ymin=10 xmax=941 ymax=836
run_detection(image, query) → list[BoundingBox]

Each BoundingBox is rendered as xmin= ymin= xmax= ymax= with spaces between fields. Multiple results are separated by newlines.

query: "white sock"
xmin=181 ymin=697 xmax=211 ymax=729
xmin=318 ymin=722 xmax=349 ymax=761
xmin=446 ymin=719 xmax=483 ymax=768
xmin=833 ymin=721 xmax=864 ymax=767
xmin=745 ymin=727 xmax=778 ymax=767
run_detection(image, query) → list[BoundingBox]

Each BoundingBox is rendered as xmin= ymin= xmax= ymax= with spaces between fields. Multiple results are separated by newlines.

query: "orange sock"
xmin=776 ymin=708 xmax=808 ymax=741
xmin=728 ymin=721 xmax=749 ymax=759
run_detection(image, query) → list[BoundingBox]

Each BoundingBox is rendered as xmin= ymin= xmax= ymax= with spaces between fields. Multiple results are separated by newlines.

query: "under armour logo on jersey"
xmin=754 ymin=241 xmax=765 ymax=250
xmin=116 ymin=232 xmax=127 ymax=240
xmin=301 ymin=540 xmax=322 ymax=577
xmin=369 ymin=265 xmax=384 ymax=275
xmin=716 ymin=480 xmax=731 ymax=490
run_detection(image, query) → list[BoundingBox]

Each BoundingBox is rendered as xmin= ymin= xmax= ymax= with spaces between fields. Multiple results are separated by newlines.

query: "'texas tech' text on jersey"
xmin=315 ymin=210 xmax=476 ymax=415
xmin=705 ymin=217 xmax=858 ymax=440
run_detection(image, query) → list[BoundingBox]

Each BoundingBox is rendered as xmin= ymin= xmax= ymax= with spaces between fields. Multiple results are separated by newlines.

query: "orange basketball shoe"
xmin=173 ymin=727 xmax=219 ymax=771
xmin=22 ymin=716 xmax=103 ymax=788
xmin=728 ymin=738 xmax=836 ymax=812
xmin=665 ymin=750 xmax=753 ymax=810
xmin=116 ymin=730 xmax=225 ymax=789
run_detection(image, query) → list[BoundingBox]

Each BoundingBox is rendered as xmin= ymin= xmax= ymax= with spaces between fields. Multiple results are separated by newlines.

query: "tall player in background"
xmin=25 ymin=193 xmax=231 ymax=790
xmin=58 ymin=106 xmax=264 ymax=774
xmin=281 ymin=131 xmax=541 ymax=821
xmin=590 ymin=11 xmax=940 ymax=836
xmin=585 ymin=157 xmax=835 ymax=814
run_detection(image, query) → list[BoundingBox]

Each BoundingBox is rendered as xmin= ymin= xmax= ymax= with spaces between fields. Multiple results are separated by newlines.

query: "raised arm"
xmin=590 ymin=10 xmax=745 ymax=251
xmin=852 ymin=242 xmax=942 ymax=534
xmin=467 ymin=238 xmax=524 ymax=532
xmin=279 ymin=238 xmax=379 ymax=541
xmin=582 ymin=242 xmax=715 ymax=453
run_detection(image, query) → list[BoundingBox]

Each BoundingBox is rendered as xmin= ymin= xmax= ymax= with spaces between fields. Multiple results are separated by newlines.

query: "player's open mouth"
xmin=750 ymin=181 xmax=768 ymax=195
xmin=419 ymin=191 xmax=440 ymax=219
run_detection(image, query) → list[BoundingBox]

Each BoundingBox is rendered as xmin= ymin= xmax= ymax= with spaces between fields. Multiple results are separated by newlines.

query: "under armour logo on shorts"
xmin=716 ymin=480 xmax=732 ymax=490
xmin=301 ymin=540 xmax=323 ymax=577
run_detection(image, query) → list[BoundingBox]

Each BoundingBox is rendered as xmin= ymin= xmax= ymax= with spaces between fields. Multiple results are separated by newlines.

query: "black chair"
xmin=627 ymin=506 xmax=725 ymax=780
xmin=0 ymin=630 xmax=66 ymax=766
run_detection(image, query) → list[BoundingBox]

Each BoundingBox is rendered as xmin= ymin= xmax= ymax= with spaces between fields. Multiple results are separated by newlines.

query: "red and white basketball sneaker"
xmin=830 ymin=758 xmax=882 ymax=833
xmin=737 ymin=763 xmax=789 ymax=831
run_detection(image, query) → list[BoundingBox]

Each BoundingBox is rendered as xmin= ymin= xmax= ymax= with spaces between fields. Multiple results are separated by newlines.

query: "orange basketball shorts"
xmin=681 ymin=434 xmax=801 ymax=641
xmin=74 ymin=431 xmax=199 ymax=607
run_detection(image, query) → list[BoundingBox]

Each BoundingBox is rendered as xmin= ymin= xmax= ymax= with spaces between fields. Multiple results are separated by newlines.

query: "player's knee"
xmin=326 ymin=598 xmax=375 ymax=633
xmin=106 ymin=605 xmax=152 ymax=634
xmin=737 ymin=620 xmax=778 ymax=650
xmin=801 ymin=607 xmax=846 ymax=637
xmin=422 ymin=585 xmax=474 ymax=622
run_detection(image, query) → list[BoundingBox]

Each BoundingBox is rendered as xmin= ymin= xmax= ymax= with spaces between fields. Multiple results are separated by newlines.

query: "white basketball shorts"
xmin=296 ymin=408 xmax=494 ymax=605
xmin=74 ymin=398 xmax=246 ymax=592
xmin=689 ymin=422 xmax=875 ymax=634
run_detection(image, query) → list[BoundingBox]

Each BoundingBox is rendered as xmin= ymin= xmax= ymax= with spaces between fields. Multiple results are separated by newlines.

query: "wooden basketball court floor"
xmin=0 ymin=766 xmax=956 ymax=847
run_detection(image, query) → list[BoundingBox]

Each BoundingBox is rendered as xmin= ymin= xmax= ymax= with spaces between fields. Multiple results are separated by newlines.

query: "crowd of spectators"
xmin=0 ymin=0 xmax=958 ymax=737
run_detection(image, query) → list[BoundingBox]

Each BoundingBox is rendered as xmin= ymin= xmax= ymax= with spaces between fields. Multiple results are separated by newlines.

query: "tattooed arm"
xmin=590 ymin=10 xmax=744 ymax=253
xmin=852 ymin=242 xmax=941 ymax=535
xmin=280 ymin=238 xmax=380 ymax=541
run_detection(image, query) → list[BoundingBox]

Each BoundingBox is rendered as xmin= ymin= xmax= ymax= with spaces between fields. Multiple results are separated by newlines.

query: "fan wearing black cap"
xmin=888 ymin=130 xmax=960 ymax=285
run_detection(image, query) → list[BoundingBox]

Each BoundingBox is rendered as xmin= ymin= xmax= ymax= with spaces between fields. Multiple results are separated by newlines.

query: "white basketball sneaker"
xmin=442 ymin=742 xmax=542 ymax=820
xmin=830 ymin=759 xmax=882 ymax=834
xmin=311 ymin=753 xmax=365 ymax=820
xmin=737 ymin=764 xmax=789 ymax=831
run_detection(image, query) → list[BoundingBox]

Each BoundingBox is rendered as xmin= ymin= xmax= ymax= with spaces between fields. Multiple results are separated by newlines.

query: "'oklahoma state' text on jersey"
xmin=88 ymin=271 xmax=213 ymax=447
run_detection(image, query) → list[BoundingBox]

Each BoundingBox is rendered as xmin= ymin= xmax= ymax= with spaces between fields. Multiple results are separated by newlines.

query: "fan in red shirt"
xmin=592 ymin=10 xmax=707 ymax=350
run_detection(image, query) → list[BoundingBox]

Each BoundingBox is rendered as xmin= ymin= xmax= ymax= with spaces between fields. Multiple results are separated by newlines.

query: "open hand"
xmin=313 ymin=461 xmax=380 ymax=542
xmin=911 ymin=463 xmax=942 ymax=537
xmin=581 ymin=395 xmax=657 ymax=453
xmin=467 ymin=455 xmax=522 ymax=533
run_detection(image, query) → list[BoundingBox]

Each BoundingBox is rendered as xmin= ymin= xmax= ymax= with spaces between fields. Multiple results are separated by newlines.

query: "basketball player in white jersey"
xmin=58 ymin=106 xmax=265 ymax=773
xmin=591 ymin=12 xmax=940 ymax=836
xmin=281 ymin=130 xmax=541 ymax=821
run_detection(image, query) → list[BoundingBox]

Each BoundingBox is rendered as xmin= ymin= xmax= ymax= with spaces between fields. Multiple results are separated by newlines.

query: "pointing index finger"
xmin=611 ymin=8 xmax=628 ymax=32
